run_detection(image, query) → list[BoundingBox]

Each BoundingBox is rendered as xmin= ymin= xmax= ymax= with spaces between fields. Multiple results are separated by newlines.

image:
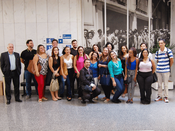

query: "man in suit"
xmin=79 ymin=59 xmax=101 ymax=104
xmin=1 ymin=43 xmax=22 ymax=104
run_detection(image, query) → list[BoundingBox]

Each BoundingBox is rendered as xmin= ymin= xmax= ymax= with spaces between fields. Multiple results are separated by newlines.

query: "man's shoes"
xmin=164 ymin=97 xmax=169 ymax=103
xmin=81 ymin=100 xmax=86 ymax=104
xmin=111 ymin=99 xmax=120 ymax=103
xmin=16 ymin=99 xmax=22 ymax=102
xmin=6 ymin=100 xmax=10 ymax=105
xmin=154 ymin=96 xmax=162 ymax=101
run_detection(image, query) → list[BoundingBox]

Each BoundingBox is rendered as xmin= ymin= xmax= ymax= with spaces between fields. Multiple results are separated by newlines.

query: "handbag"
xmin=100 ymin=69 xmax=111 ymax=86
xmin=27 ymin=60 xmax=41 ymax=75
xmin=49 ymin=74 xmax=59 ymax=92
xmin=152 ymin=72 xmax=158 ymax=83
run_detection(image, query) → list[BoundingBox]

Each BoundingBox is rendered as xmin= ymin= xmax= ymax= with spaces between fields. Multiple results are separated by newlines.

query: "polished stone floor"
xmin=0 ymin=86 xmax=175 ymax=131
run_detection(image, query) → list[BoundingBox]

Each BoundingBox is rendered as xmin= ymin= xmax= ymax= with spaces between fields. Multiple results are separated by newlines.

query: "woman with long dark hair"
xmin=46 ymin=47 xmax=61 ymax=101
xmin=124 ymin=47 xmax=139 ymax=104
xmin=74 ymin=46 xmax=89 ymax=99
xmin=90 ymin=51 xmax=99 ymax=100
xmin=60 ymin=46 xmax=74 ymax=101
xmin=99 ymin=47 xmax=111 ymax=103
xmin=137 ymin=49 xmax=156 ymax=104
xmin=108 ymin=51 xmax=125 ymax=103
xmin=119 ymin=45 xmax=128 ymax=97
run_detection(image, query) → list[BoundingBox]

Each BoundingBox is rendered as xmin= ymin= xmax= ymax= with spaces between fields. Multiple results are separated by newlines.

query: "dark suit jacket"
xmin=1 ymin=52 xmax=21 ymax=76
xmin=79 ymin=67 xmax=95 ymax=92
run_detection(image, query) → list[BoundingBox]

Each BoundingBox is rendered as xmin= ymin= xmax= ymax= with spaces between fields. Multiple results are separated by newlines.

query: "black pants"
xmin=72 ymin=73 xmax=82 ymax=97
xmin=101 ymin=85 xmax=111 ymax=99
xmin=82 ymin=87 xmax=101 ymax=101
xmin=5 ymin=70 xmax=20 ymax=100
xmin=137 ymin=71 xmax=153 ymax=103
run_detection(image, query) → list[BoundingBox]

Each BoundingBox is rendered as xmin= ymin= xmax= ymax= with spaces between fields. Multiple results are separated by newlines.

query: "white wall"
xmin=0 ymin=0 xmax=82 ymax=86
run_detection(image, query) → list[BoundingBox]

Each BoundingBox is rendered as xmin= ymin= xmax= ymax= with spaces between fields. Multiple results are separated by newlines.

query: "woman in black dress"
xmin=119 ymin=45 xmax=128 ymax=97
xmin=46 ymin=47 xmax=61 ymax=101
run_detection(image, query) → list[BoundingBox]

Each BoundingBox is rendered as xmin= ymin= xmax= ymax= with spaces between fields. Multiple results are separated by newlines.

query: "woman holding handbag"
xmin=137 ymin=49 xmax=156 ymax=104
xmin=108 ymin=51 xmax=125 ymax=103
xmin=60 ymin=46 xmax=74 ymax=101
xmin=74 ymin=46 xmax=89 ymax=100
xmin=46 ymin=47 xmax=61 ymax=101
xmin=33 ymin=45 xmax=49 ymax=102
xmin=119 ymin=45 xmax=129 ymax=97
xmin=124 ymin=47 xmax=139 ymax=104
xmin=99 ymin=47 xmax=111 ymax=103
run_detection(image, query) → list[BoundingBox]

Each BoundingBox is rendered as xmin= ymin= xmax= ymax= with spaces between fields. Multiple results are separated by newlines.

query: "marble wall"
xmin=0 ymin=0 xmax=82 ymax=84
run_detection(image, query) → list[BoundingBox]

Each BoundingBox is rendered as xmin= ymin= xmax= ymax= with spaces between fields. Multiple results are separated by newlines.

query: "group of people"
xmin=84 ymin=28 xmax=170 ymax=54
xmin=1 ymin=38 xmax=173 ymax=105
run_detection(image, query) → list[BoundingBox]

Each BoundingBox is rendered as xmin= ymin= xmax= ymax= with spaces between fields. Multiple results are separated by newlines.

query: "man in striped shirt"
xmin=155 ymin=39 xmax=174 ymax=103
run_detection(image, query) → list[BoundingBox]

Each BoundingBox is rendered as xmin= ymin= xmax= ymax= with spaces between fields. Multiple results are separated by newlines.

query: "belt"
xmin=10 ymin=70 xmax=16 ymax=72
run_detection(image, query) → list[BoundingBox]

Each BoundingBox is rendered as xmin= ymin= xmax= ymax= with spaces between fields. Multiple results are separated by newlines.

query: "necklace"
xmin=113 ymin=60 xmax=119 ymax=68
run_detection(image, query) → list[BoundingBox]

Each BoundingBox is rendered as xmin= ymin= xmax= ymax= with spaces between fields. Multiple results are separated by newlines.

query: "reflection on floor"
xmin=0 ymin=86 xmax=175 ymax=131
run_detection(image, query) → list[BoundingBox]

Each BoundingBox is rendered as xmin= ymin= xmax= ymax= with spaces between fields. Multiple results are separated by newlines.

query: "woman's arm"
xmin=33 ymin=54 xmax=39 ymax=76
xmin=86 ymin=54 xmax=89 ymax=59
xmin=108 ymin=62 xmax=116 ymax=87
xmin=124 ymin=57 xmax=128 ymax=80
xmin=60 ymin=56 xmax=66 ymax=79
xmin=88 ymin=52 xmax=92 ymax=59
xmin=134 ymin=58 xmax=139 ymax=82
xmin=73 ymin=55 xmax=79 ymax=74
xmin=151 ymin=59 xmax=156 ymax=73
xmin=49 ymin=57 xmax=55 ymax=73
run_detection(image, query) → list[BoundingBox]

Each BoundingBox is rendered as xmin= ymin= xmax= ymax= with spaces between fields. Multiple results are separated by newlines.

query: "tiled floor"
xmin=0 ymin=86 xmax=175 ymax=131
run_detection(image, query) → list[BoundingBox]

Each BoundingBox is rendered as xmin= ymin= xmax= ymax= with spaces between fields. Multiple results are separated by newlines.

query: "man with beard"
xmin=21 ymin=40 xmax=38 ymax=99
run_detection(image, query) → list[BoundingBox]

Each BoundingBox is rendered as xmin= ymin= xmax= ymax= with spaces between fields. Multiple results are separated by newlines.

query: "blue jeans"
xmin=24 ymin=70 xmax=38 ymax=96
xmin=112 ymin=74 xmax=125 ymax=101
xmin=59 ymin=68 xmax=74 ymax=97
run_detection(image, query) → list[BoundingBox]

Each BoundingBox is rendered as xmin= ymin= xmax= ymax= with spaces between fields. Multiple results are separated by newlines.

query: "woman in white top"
xmin=137 ymin=49 xmax=156 ymax=104
xmin=60 ymin=46 xmax=74 ymax=101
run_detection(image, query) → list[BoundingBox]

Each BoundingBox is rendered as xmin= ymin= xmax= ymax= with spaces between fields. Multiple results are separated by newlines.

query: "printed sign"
xmin=63 ymin=34 xmax=71 ymax=39
xmin=46 ymin=38 xmax=54 ymax=44
xmin=46 ymin=45 xmax=52 ymax=50
xmin=58 ymin=39 xmax=63 ymax=44
xmin=66 ymin=45 xmax=71 ymax=48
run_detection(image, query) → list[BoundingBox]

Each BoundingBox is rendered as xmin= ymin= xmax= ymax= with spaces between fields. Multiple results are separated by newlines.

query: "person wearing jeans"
xmin=21 ymin=39 xmax=38 ymax=98
xmin=60 ymin=46 xmax=74 ymax=101
xmin=155 ymin=39 xmax=174 ymax=103
xmin=108 ymin=51 xmax=124 ymax=103
xmin=124 ymin=47 xmax=138 ymax=104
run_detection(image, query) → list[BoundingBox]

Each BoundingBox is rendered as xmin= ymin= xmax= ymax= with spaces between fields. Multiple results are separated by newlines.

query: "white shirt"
xmin=46 ymin=46 xmax=63 ymax=57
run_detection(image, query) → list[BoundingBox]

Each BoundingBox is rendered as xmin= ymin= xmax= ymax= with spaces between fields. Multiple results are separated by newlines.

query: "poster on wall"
xmin=82 ymin=0 xmax=171 ymax=54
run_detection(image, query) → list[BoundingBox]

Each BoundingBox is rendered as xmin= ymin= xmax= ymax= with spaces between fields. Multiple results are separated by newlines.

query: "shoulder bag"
xmin=27 ymin=58 xmax=41 ymax=75
xmin=49 ymin=74 xmax=59 ymax=92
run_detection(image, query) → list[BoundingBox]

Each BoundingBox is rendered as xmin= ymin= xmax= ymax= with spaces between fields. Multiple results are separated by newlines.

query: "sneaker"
xmin=164 ymin=97 xmax=169 ymax=103
xmin=26 ymin=95 xmax=31 ymax=99
xmin=154 ymin=96 xmax=162 ymax=101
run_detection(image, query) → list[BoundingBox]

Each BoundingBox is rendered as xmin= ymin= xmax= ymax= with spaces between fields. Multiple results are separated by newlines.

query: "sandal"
xmin=67 ymin=97 xmax=72 ymax=101
xmin=56 ymin=97 xmax=62 ymax=100
xmin=52 ymin=97 xmax=58 ymax=101
xmin=38 ymin=99 xmax=42 ymax=102
xmin=42 ymin=97 xmax=48 ymax=101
